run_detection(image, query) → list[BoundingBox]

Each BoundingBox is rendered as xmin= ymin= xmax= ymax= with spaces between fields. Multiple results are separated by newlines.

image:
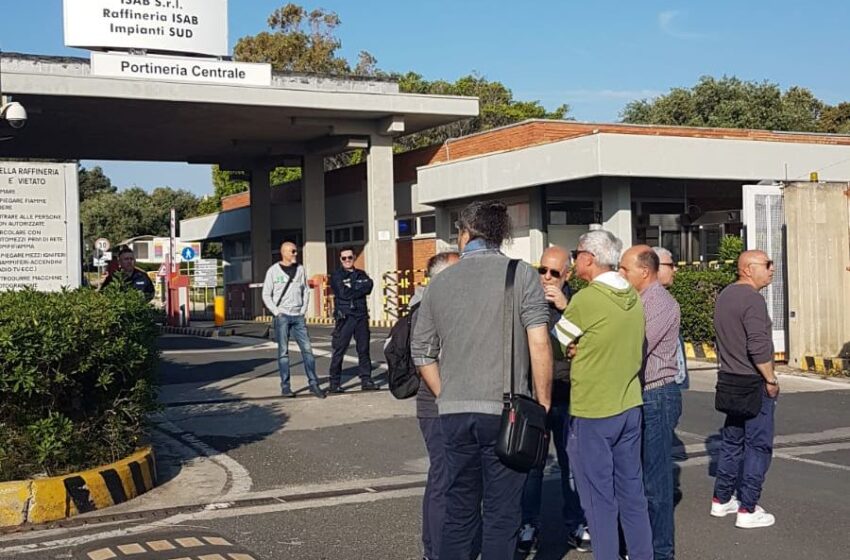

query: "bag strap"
xmin=503 ymin=259 xmax=520 ymax=398
xmin=275 ymin=264 xmax=298 ymax=308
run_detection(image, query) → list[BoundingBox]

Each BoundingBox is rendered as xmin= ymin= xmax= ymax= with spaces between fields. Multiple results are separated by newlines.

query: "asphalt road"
xmin=2 ymin=329 xmax=849 ymax=560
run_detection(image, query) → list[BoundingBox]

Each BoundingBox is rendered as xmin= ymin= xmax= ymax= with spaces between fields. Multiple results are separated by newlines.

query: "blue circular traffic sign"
xmin=181 ymin=247 xmax=196 ymax=261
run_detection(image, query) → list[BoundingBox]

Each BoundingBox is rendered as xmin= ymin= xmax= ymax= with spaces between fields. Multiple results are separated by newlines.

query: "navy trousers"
xmin=419 ymin=417 xmax=448 ymax=560
xmin=568 ymin=407 xmax=653 ymax=560
xmin=713 ymin=391 xmax=777 ymax=512
xmin=439 ymin=413 xmax=525 ymax=560
xmin=328 ymin=314 xmax=371 ymax=385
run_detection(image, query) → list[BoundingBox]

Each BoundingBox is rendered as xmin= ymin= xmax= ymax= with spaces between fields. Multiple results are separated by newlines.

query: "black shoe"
xmin=360 ymin=379 xmax=378 ymax=391
xmin=281 ymin=389 xmax=296 ymax=398
xmin=328 ymin=384 xmax=344 ymax=394
xmin=310 ymin=386 xmax=327 ymax=399
xmin=567 ymin=526 xmax=592 ymax=553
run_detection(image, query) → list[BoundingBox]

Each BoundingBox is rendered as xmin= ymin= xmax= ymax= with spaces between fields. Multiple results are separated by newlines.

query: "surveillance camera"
xmin=1 ymin=102 xmax=27 ymax=129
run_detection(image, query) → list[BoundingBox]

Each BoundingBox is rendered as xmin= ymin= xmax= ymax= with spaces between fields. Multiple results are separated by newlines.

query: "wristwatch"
xmin=765 ymin=378 xmax=779 ymax=386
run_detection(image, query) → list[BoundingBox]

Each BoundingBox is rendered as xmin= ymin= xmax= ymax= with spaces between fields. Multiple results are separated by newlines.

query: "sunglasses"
xmin=659 ymin=262 xmax=677 ymax=269
xmin=537 ymin=266 xmax=563 ymax=279
xmin=570 ymin=249 xmax=593 ymax=260
xmin=340 ymin=255 xmax=354 ymax=261
xmin=750 ymin=260 xmax=774 ymax=269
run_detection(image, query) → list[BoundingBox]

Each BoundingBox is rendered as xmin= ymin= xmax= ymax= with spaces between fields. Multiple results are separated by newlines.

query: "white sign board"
xmin=0 ymin=163 xmax=81 ymax=291
xmin=91 ymin=52 xmax=271 ymax=87
xmin=93 ymin=251 xmax=113 ymax=267
xmin=193 ymin=258 xmax=218 ymax=287
xmin=63 ymin=0 xmax=229 ymax=57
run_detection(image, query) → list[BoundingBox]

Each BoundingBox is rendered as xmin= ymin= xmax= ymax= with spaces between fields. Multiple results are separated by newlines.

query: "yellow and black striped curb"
xmin=0 ymin=447 xmax=156 ymax=527
xmin=684 ymin=343 xmax=786 ymax=363
xmin=160 ymin=325 xmax=235 ymax=337
xmin=256 ymin=316 xmax=396 ymax=328
xmin=684 ymin=342 xmax=717 ymax=361
xmin=804 ymin=356 xmax=850 ymax=375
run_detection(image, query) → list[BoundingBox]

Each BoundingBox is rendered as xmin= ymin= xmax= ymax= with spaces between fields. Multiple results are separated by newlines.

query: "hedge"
xmin=667 ymin=267 xmax=736 ymax=343
xmin=0 ymin=287 xmax=159 ymax=482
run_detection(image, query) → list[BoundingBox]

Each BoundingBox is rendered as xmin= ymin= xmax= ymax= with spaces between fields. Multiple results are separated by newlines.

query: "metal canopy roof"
xmin=0 ymin=53 xmax=479 ymax=165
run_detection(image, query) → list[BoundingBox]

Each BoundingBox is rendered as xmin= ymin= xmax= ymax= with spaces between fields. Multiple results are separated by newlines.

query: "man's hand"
xmin=766 ymin=380 xmax=780 ymax=398
xmin=567 ymin=343 xmax=577 ymax=359
xmin=543 ymin=285 xmax=568 ymax=311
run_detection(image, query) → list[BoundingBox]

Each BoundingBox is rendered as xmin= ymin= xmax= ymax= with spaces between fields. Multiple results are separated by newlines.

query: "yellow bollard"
xmin=214 ymin=295 xmax=225 ymax=327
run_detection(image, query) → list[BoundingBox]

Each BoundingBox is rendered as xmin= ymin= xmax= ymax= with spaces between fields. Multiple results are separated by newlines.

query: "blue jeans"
xmin=642 ymin=382 xmax=682 ymax=560
xmin=273 ymin=314 xmax=320 ymax=392
xmin=568 ymin=408 xmax=653 ymax=560
xmin=440 ymin=413 xmax=526 ymax=560
xmin=713 ymin=390 xmax=776 ymax=512
xmin=521 ymin=401 xmax=586 ymax=533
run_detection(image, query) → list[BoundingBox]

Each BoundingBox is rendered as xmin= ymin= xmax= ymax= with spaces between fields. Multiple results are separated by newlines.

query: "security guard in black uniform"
xmin=328 ymin=246 xmax=377 ymax=393
xmin=100 ymin=245 xmax=155 ymax=302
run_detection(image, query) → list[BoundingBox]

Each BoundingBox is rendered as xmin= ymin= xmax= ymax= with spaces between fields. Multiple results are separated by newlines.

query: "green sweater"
xmin=552 ymin=272 xmax=644 ymax=419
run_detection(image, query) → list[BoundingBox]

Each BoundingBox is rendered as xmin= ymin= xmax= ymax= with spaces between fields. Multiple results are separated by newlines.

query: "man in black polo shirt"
xmin=710 ymin=249 xmax=779 ymax=529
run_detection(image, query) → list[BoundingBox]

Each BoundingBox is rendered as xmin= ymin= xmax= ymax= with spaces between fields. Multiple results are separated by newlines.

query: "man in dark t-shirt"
xmin=100 ymin=246 xmax=155 ymax=302
xmin=710 ymin=249 xmax=779 ymax=529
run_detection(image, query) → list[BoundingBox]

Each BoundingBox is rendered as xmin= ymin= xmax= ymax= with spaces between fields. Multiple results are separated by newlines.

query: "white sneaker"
xmin=736 ymin=505 xmax=775 ymax=528
xmin=710 ymin=497 xmax=741 ymax=517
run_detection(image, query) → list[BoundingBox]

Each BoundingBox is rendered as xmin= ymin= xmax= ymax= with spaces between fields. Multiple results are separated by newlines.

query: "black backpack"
xmin=383 ymin=302 xmax=421 ymax=399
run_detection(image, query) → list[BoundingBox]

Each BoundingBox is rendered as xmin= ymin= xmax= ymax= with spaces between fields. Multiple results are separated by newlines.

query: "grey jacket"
xmin=411 ymin=249 xmax=549 ymax=416
xmin=261 ymin=262 xmax=310 ymax=316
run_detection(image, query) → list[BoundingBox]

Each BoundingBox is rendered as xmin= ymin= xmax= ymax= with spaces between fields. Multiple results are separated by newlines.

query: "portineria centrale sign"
xmin=63 ymin=0 xmax=229 ymax=57
xmin=91 ymin=52 xmax=272 ymax=87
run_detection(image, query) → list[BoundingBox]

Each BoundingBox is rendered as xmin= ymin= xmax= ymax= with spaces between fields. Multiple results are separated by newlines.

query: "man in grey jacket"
xmin=411 ymin=201 xmax=552 ymax=560
xmin=262 ymin=241 xmax=325 ymax=399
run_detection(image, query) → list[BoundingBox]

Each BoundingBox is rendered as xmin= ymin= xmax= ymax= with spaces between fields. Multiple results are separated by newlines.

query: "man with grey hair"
xmin=653 ymin=246 xmax=677 ymax=288
xmin=653 ymin=246 xmax=689 ymax=389
xmin=412 ymin=200 xmax=552 ymax=560
xmin=410 ymin=251 xmax=461 ymax=560
xmin=553 ymin=230 xmax=652 ymax=560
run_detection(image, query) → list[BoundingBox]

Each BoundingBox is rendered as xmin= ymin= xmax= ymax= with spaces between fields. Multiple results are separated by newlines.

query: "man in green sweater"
xmin=552 ymin=229 xmax=652 ymax=560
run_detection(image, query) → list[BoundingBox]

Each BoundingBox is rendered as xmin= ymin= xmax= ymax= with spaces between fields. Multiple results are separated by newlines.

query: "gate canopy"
xmin=0 ymin=53 xmax=478 ymax=164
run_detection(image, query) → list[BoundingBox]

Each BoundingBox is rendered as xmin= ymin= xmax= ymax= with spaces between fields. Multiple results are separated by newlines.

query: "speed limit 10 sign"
xmin=94 ymin=238 xmax=110 ymax=251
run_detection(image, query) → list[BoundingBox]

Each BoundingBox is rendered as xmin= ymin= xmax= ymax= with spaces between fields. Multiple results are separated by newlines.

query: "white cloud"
xmin=658 ymin=10 xmax=707 ymax=40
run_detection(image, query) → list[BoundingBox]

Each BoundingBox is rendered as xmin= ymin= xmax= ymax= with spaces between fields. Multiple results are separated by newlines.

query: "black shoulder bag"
xmin=495 ymin=259 xmax=549 ymax=473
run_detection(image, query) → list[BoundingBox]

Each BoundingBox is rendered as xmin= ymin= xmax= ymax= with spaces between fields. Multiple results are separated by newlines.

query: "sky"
xmin=1 ymin=0 xmax=849 ymax=197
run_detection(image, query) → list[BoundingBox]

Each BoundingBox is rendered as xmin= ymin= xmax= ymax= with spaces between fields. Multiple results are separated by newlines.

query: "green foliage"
xmin=78 ymin=166 xmax=116 ymax=202
xmin=234 ymin=4 xmax=359 ymax=75
xmin=0 ymin=288 xmax=159 ymax=481
xmin=718 ymin=235 xmax=744 ymax=268
xmin=621 ymin=76 xmax=825 ymax=132
xmin=395 ymin=72 xmax=571 ymax=151
xmin=668 ymin=268 xmax=736 ymax=343
xmin=80 ymin=186 xmax=201 ymax=249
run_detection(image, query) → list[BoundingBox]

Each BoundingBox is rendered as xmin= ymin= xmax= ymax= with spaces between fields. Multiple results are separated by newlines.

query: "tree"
xmin=234 ymin=4 xmax=358 ymax=75
xmin=818 ymin=102 xmax=850 ymax=133
xmin=198 ymin=166 xmax=303 ymax=215
xmin=78 ymin=166 xmax=116 ymax=202
xmin=620 ymin=76 xmax=824 ymax=132
xmin=80 ymin=187 xmax=201 ymax=249
xmin=395 ymin=72 xmax=570 ymax=151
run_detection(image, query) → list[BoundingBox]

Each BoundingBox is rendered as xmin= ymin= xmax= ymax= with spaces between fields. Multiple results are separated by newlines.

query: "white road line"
xmin=775 ymin=453 xmax=850 ymax=472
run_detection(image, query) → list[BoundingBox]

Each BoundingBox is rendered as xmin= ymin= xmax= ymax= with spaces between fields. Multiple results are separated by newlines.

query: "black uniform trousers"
xmin=328 ymin=314 xmax=372 ymax=385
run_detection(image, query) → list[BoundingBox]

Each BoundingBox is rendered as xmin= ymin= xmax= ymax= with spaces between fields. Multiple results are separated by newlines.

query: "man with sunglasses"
xmin=262 ymin=242 xmax=325 ymax=399
xmin=328 ymin=246 xmax=378 ymax=393
xmin=516 ymin=246 xmax=591 ymax=556
xmin=710 ymin=249 xmax=778 ymax=529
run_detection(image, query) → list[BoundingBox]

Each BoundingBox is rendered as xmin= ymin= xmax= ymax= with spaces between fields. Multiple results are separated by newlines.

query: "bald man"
xmin=262 ymin=241 xmax=325 ymax=399
xmin=517 ymin=246 xmax=590 ymax=555
xmin=711 ymin=249 xmax=778 ymax=529
xmin=620 ymin=245 xmax=682 ymax=560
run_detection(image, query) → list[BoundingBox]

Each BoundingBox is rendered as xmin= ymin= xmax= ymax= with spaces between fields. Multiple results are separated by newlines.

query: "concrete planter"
xmin=0 ymin=447 xmax=155 ymax=527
